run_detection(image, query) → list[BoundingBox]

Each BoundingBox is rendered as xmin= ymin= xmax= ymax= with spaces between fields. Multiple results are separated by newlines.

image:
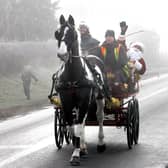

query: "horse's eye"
xmin=55 ymin=31 xmax=60 ymax=40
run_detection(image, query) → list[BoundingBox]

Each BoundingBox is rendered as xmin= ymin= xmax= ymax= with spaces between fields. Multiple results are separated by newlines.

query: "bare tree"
xmin=0 ymin=0 xmax=59 ymax=41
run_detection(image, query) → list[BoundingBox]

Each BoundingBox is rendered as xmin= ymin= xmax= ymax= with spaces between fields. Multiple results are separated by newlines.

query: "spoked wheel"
xmin=54 ymin=108 xmax=64 ymax=149
xmin=133 ymin=98 xmax=139 ymax=144
xmin=127 ymin=101 xmax=134 ymax=149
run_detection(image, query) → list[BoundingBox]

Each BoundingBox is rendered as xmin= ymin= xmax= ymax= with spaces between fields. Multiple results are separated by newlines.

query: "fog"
xmin=0 ymin=0 xmax=168 ymax=110
xmin=55 ymin=0 xmax=168 ymax=68
xmin=57 ymin=0 xmax=168 ymax=49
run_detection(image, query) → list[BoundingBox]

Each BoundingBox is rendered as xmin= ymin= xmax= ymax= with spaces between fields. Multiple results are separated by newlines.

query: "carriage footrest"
xmin=86 ymin=120 xmax=126 ymax=126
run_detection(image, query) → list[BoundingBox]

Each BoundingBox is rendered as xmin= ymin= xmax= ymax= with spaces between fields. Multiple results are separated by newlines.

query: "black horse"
xmin=52 ymin=15 xmax=106 ymax=166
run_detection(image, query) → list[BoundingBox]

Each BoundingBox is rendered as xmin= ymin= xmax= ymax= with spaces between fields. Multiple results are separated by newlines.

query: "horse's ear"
xmin=60 ymin=15 xmax=66 ymax=25
xmin=68 ymin=15 xmax=75 ymax=26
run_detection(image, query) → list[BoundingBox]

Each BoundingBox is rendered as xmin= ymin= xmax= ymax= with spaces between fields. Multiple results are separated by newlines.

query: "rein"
xmin=71 ymin=55 xmax=85 ymax=58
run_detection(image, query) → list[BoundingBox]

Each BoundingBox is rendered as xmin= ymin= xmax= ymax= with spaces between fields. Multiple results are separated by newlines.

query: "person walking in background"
xmin=21 ymin=65 xmax=38 ymax=100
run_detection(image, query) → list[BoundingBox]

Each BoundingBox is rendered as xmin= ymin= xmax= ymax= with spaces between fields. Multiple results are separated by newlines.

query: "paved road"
xmin=0 ymin=75 xmax=168 ymax=168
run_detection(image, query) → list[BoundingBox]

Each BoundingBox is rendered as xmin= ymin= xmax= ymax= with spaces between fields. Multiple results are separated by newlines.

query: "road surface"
xmin=0 ymin=74 xmax=168 ymax=168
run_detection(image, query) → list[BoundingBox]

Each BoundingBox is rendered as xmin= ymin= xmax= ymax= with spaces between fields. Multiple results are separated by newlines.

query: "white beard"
xmin=127 ymin=47 xmax=143 ymax=61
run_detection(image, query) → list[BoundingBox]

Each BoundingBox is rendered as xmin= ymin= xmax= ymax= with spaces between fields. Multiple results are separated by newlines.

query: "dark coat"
xmin=91 ymin=40 xmax=129 ymax=83
xmin=80 ymin=34 xmax=100 ymax=55
xmin=93 ymin=41 xmax=128 ymax=71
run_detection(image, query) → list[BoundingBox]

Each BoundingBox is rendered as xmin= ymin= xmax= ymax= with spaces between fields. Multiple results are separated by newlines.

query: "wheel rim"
xmin=133 ymin=99 xmax=139 ymax=144
xmin=54 ymin=109 xmax=64 ymax=149
xmin=127 ymin=101 xmax=134 ymax=149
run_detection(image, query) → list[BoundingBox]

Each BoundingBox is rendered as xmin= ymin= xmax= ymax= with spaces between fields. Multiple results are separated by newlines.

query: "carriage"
xmin=49 ymin=71 xmax=140 ymax=150
xmin=86 ymin=81 xmax=140 ymax=149
xmin=48 ymin=14 xmax=140 ymax=165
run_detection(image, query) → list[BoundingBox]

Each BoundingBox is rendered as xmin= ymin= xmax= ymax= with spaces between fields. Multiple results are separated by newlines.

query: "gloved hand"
xmin=134 ymin=60 xmax=142 ymax=71
xmin=120 ymin=21 xmax=128 ymax=35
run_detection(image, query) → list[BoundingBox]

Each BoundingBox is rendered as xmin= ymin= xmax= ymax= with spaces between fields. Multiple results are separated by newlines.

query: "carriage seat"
xmin=106 ymin=71 xmax=139 ymax=97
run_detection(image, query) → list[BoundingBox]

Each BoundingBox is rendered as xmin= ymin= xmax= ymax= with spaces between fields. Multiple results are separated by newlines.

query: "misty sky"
xmin=55 ymin=0 xmax=167 ymax=50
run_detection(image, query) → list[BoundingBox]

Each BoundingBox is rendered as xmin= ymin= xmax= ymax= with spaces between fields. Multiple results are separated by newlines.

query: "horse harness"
xmin=52 ymin=56 xmax=102 ymax=91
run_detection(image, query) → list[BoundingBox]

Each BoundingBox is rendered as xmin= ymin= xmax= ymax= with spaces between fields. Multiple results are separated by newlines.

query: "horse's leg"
xmin=70 ymin=88 xmax=91 ymax=165
xmin=96 ymin=98 xmax=106 ymax=153
xmin=70 ymin=117 xmax=88 ymax=165
xmin=70 ymin=123 xmax=87 ymax=157
xmin=59 ymin=92 xmax=81 ymax=165
xmin=70 ymin=110 xmax=86 ymax=165
xmin=70 ymin=124 xmax=82 ymax=166
xmin=80 ymin=122 xmax=88 ymax=156
xmin=78 ymin=89 xmax=92 ymax=156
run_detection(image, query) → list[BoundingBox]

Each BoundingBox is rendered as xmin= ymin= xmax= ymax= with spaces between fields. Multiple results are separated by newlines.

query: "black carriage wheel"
xmin=54 ymin=108 xmax=64 ymax=149
xmin=127 ymin=101 xmax=134 ymax=149
xmin=133 ymin=98 xmax=139 ymax=144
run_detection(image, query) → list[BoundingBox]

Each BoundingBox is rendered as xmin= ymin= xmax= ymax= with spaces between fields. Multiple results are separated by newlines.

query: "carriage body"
xmin=49 ymin=76 xmax=140 ymax=149
xmin=86 ymin=79 xmax=140 ymax=149
xmin=86 ymin=88 xmax=139 ymax=126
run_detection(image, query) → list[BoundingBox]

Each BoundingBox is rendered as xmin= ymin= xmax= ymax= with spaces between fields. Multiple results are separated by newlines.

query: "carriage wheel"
xmin=133 ymin=98 xmax=139 ymax=144
xmin=54 ymin=108 xmax=64 ymax=149
xmin=127 ymin=101 xmax=134 ymax=149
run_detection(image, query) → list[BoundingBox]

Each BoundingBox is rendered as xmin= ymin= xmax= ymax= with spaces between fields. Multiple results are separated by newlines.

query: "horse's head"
xmin=55 ymin=15 xmax=79 ymax=61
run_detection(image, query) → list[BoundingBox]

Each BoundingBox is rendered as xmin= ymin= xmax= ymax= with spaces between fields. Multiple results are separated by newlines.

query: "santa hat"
xmin=130 ymin=42 xmax=144 ymax=52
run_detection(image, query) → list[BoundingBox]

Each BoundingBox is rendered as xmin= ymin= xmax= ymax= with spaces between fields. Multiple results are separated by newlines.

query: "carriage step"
xmin=104 ymin=114 xmax=115 ymax=120
xmin=86 ymin=120 xmax=126 ymax=126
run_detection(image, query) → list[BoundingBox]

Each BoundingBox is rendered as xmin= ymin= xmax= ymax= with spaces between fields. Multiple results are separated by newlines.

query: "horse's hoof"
xmin=70 ymin=156 xmax=80 ymax=166
xmin=80 ymin=148 xmax=88 ymax=156
xmin=97 ymin=144 xmax=106 ymax=153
